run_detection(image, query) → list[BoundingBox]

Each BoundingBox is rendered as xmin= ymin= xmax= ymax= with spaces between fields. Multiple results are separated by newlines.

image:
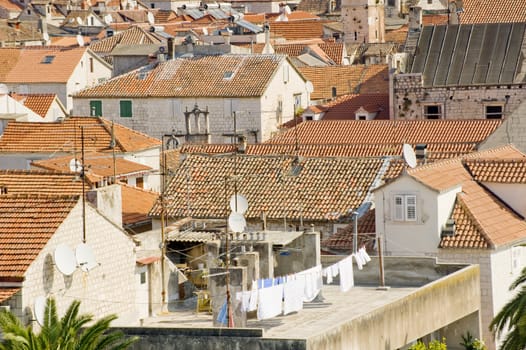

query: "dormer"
xmin=354 ymin=105 xmax=378 ymax=120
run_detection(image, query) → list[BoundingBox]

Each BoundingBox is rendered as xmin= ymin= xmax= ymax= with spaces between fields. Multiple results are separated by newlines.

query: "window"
xmin=356 ymin=114 xmax=367 ymax=120
xmin=427 ymin=0 xmax=433 ymax=4
xmin=293 ymin=93 xmax=302 ymax=112
xmin=140 ymin=271 xmax=146 ymax=284
xmin=89 ymin=100 xmax=102 ymax=116
xmin=136 ymin=177 xmax=144 ymax=188
xmin=150 ymin=3 xmax=155 ymax=8
xmin=41 ymin=55 xmax=55 ymax=64
xmin=332 ymin=87 xmax=337 ymax=98
xmin=486 ymin=105 xmax=503 ymax=119
xmin=120 ymin=100 xmax=132 ymax=118
xmin=393 ymin=194 xmax=417 ymax=221
xmin=423 ymin=105 xmax=442 ymax=119
xmin=512 ymin=246 xmax=522 ymax=274
xmin=387 ymin=0 xmax=395 ymax=6
xmin=89 ymin=57 xmax=94 ymax=73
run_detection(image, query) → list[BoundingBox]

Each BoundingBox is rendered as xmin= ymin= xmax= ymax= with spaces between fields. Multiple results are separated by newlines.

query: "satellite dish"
xmin=54 ymin=244 xmax=77 ymax=276
xmin=76 ymin=16 xmax=83 ymax=25
xmin=229 ymin=194 xmax=248 ymax=214
xmin=34 ymin=296 xmax=46 ymax=326
xmin=104 ymin=14 xmax=113 ymax=24
xmin=402 ymin=143 xmax=417 ymax=168
xmin=306 ymin=81 xmax=313 ymax=93
xmin=75 ymin=243 xmax=97 ymax=272
xmin=147 ymin=12 xmax=155 ymax=25
xmin=0 ymin=84 xmax=8 ymax=94
xmin=76 ymin=34 xmax=84 ymax=47
xmin=228 ymin=212 xmax=246 ymax=233
xmin=284 ymin=5 xmax=291 ymax=14
xmin=43 ymin=32 xmax=49 ymax=42
xmin=69 ymin=158 xmax=82 ymax=172
xmin=203 ymin=27 xmax=208 ymax=35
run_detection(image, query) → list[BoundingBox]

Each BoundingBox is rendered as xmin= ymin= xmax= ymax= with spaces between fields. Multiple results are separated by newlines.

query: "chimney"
xmin=408 ymin=6 xmax=422 ymax=32
xmin=415 ymin=144 xmax=427 ymax=162
xmin=262 ymin=22 xmax=274 ymax=54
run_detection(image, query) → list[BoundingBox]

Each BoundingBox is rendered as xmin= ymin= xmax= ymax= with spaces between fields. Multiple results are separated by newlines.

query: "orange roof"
xmin=0 ymin=288 xmax=20 ymax=302
xmin=0 ymin=194 xmax=79 ymax=279
xmin=11 ymin=93 xmax=57 ymax=118
xmin=321 ymin=93 xmax=390 ymax=120
xmin=49 ymin=35 xmax=92 ymax=47
xmin=2 ymin=47 xmax=87 ymax=84
xmin=464 ymin=159 xmax=526 ymax=183
xmin=0 ymin=0 xmax=22 ymax=11
xmin=299 ymin=64 xmax=389 ymax=100
xmin=76 ymin=55 xmax=289 ymax=98
xmin=121 ymin=184 xmax=158 ymax=226
xmin=90 ymin=25 xmax=162 ymax=54
xmin=0 ymin=170 xmax=85 ymax=195
xmin=422 ymin=14 xmax=449 ymax=25
xmin=321 ymin=209 xmax=376 ymax=252
xmin=265 ymin=11 xmax=320 ymax=22
xmin=268 ymin=119 xmax=502 ymax=145
xmin=387 ymin=145 xmax=526 ymax=249
xmin=270 ymin=20 xmax=326 ymax=41
xmin=244 ymin=41 xmax=344 ymax=64
xmin=31 ymin=152 xmax=152 ymax=183
xmin=0 ymin=48 xmax=21 ymax=81
xmin=151 ymin=154 xmax=384 ymax=221
xmin=459 ymin=0 xmax=526 ymax=23
xmin=0 ymin=117 xmax=160 ymax=154
xmin=384 ymin=26 xmax=408 ymax=44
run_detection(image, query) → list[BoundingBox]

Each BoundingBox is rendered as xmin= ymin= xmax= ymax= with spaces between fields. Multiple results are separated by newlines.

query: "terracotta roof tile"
xmin=31 ymin=152 xmax=152 ymax=183
xmin=151 ymin=154 xmax=384 ymax=221
xmin=121 ymin=184 xmax=158 ymax=226
xmin=49 ymin=35 xmax=91 ymax=47
xmin=299 ymin=64 xmax=389 ymax=100
xmin=321 ymin=93 xmax=390 ymax=120
xmin=422 ymin=14 xmax=449 ymax=25
xmin=459 ymin=0 xmax=526 ymax=23
xmin=0 ymin=48 xmax=20 ymax=81
xmin=90 ymin=25 xmax=162 ymax=54
xmin=0 ymin=0 xmax=22 ymax=11
xmin=241 ymin=41 xmax=344 ymax=64
xmin=270 ymin=20 xmax=326 ymax=40
xmin=267 ymin=119 xmax=502 ymax=145
xmin=11 ymin=93 xmax=57 ymax=118
xmin=76 ymin=54 xmax=287 ymax=98
xmin=0 ymin=194 xmax=78 ymax=279
xmin=321 ymin=209 xmax=377 ymax=252
xmin=1 ymin=47 xmax=86 ymax=83
xmin=0 ymin=117 xmax=160 ymax=154
xmin=0 ymin=288 xmax=20 ymax=302
xmin=0 ymin=170 xmax=85 ymax=195
xmin=384 ymin=26 xmax=408 ymax=44
xmin=464 ymin=159 xmax=526 ymax=183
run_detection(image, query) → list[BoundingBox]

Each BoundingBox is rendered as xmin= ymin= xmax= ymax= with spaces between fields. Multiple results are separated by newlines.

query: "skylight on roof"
xmin=223 ymin=71 xmax=234 ymax=79
xmin=42 ymin=55 xmax=55 ymax=64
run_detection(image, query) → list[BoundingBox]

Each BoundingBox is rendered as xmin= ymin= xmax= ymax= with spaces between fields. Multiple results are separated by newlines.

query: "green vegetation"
xmin=0 ymin=298 xmax=138 ymax=350
xmin=408 ymin=338 xmax=447 ymax=350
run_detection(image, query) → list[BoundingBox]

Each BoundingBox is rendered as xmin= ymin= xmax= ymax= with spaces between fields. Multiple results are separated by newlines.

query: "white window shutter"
xmin=394 ymin=195 xmax=404 ymax=221
xmin=406 ymin=195 xmax=417 ymax=221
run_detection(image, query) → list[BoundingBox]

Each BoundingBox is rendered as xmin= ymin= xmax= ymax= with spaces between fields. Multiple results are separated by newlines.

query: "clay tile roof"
xmin=31 ymin=152 xmax=152 ymax=183
xmin=321 ymin=209 xmax=376 ymax=252
xmin=75 ymin=54 xmax=288 ymax=98
xmin=422 ymin=14 xmax=449 ymax=25
xmin=0 ymin=117 xmax=160 ymax=154
xmin=299 ymin=64 xmax=389 ymax=100
xmin=0 ymin=288 xmax=20 ymax=302
xmin=270 ymin=20 xmax=326 ymax=40
xmin=384 ymin=26 xmax=408 ymax=44
xmin=151 ymin=154 xmax=384 ymax=221
xmin=268 ymin=119 xmax=502 ymax=145
xmin=0 ymin=170 xmax=85 ymax=195
xmin=245 ymin=41 xmax=344 ymax=64
xmin=121 ymin=184 xmax=158 ymax=226
xmin=0 ymin=48 xmax=21 ymax=81
xmin=90 ymin=25 xmax=162 ymax=54
xmin=0 ymin=0 xmax=22 ymax=11
xmin=321 ymin=93 xmax=390 ymax=120
xmin=0 ymin=194 xmax=79 ymax=279
xmin=10 ymin=93 xmax=57 ymax=118
xmin=464 ymin=158 xmax=526 ymax=183
xmin=1 ymin=47 xmax=86 ymax=83
xmin=439 ymin=197 xmax=490 ymax=249
xmin=459 ymin=0 xmax=526 ymax=23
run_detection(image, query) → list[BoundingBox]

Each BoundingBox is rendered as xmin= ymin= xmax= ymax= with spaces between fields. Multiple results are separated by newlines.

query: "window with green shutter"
xmin=120 ymin=100 xmax=132 ymax=118
xmin=89 ymin=100 xmax=102 ymax=116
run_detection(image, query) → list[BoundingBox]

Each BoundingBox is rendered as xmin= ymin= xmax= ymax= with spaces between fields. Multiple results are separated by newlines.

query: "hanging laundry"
xmin=360 ymin=247 xmax=371 ymax=263
xmin=339 ymin=256 xmax=354 ymax=292
xmin=217 ymin=300 xmax=228 ymax=325
xmin=236 ymin=290 xmax=252 ymax=312
xmin=298 ymin=265 xmax=322 ymax=302
xmin=257 ymin=284 xmax=284 ymax=320
xmin=248 ymin=280 xmax=258 ymax=312
xmin=283 ymin=276 xmax=305 ymax=315
xmin=353 ymin=253 xmax=364 ymax=270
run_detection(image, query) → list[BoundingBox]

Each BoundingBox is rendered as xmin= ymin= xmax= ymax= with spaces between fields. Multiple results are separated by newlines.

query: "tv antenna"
xmin=402 ymin=143 xmax=417 ymax=169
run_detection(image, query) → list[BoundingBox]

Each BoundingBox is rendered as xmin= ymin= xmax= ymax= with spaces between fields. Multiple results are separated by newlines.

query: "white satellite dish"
xmin=54 ymin=244 xmax=77 ymax=276
xmin=147 ymin=12 xmax=155 ymax=25
xmin=34 ymin=296 xmax=46 ymax=326
xmin=75 ymin=243 xmax=97 ymax=272
xmin=229 ymin=194 xmax=248 ymax=215
xmin=104 ymin=14 xmax=113 ymax=24
xmin=284 ymin=5 xmax=291 ymax=14
xmin=76 ymin=16 xmax=83 ymax=25
xmin=203 ymin=27 xmax=208 ymax=35
xmin=69 ymin=158 xmax=82 ymax=172
xmin=76 ymin=34 xmax=84 ymax=47
xmin=43 ymin=32 xmax=49 ymax=42
xmin=402 ymin=143 xmax=417 ymax=168
xmin=228 ymin=212 xmax=246 ymax=233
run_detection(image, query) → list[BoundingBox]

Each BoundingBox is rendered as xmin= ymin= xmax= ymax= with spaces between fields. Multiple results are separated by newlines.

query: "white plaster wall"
xmin=42 ymin=99 xmax=67 ymax=122
xmin=90 ymin=184 xmax=123 ymax=227
xmin=0 ymin=94 xmax=41 ymax=121
xmin=376 ymin=175 xmax=440 ymax=256
xmin=21 ymin=201 xmax=138 ymax=328
xmin=436 ymin=186 xmax=459 ymax=234
xmin=6 ymin=83 xmax=67 ymax=114
xmin=123 ymin=148 xmax=161 ymax=192
xmin=483 ymin=182 xmax=526 ymax=218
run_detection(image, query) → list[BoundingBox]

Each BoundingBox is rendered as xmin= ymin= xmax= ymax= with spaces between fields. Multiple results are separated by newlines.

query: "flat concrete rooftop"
xmin=143 ymin=284 xmax=417 ymax=340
